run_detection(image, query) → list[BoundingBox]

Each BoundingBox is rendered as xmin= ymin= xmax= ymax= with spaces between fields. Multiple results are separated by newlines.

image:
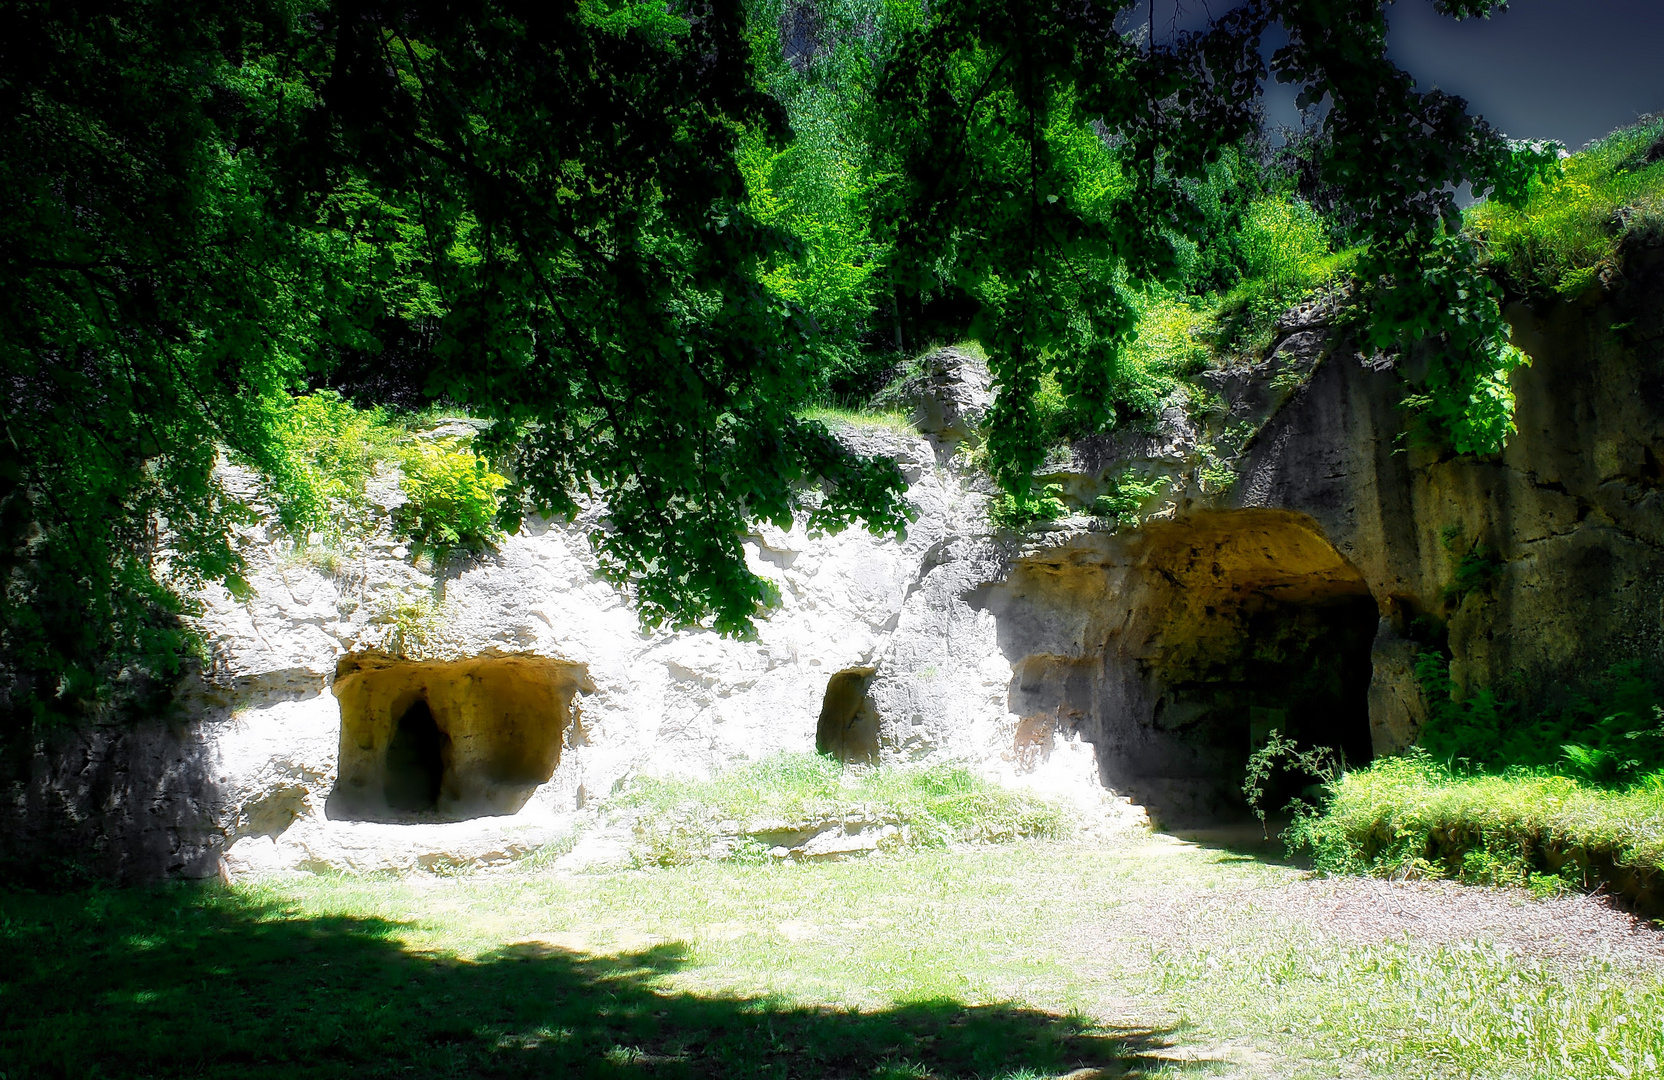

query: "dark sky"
xmin=1386 ymin=0 xmax=1664 ymax=148
xmin=1131 ymin=1 xmax=1664 ymax=149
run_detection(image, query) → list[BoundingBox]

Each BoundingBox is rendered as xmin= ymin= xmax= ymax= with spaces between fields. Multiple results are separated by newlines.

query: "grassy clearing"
xmin=1471 ymin=116 xmax=1664 ymax=297
xmin=4 ymin=838 xmax=1660 ymax=1078
xmin=1145 ymin=915 xmax=1664 ymax=1078
xmin=797 ymin=403 xmax=918 ymax=433
xmin=1288 ymin=752 xmax=1664 ymax=912
xmin=613 ymin=754 xmax=1071 ymax=866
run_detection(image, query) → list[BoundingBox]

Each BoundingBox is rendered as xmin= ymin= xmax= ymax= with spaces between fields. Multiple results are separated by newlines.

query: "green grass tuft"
xmin=797 ymin=403 xmax=917 ymax=433
xmin=613 ymin=753 xmax=1071 ymax=866
xmin=1471 ymin=116 xmax=1664 ymax=296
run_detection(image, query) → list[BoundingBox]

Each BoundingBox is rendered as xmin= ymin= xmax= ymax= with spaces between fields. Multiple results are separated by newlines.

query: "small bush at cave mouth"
xmin=611 ymin=753 xmax=1072 ymax=866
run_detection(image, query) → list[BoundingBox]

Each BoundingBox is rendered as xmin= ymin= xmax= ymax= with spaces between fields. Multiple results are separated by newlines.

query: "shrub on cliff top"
xmin=264 ymin=393 xmax=507 ymax=561
xmin=263 ymin=391 xmax=400 ymax=538
xmin=393 ymin=439 xmax=508 ymax=559
xmin=1471 ymin=116 xmax=1664 ymax=297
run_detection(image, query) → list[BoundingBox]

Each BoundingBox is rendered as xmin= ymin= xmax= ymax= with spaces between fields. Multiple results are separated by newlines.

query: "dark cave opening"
xmin=383 ymin=699 xmax=447 ymax=813
xmin=326 ymin=654 xmax=593 ymax=824
xmin=1146 ymin=589 xmax=1378 ymax=820
xmin=816 ymin=667 xmax=880 ymax=764
xmin=990 ymin=511 xmax=1386 ymax=828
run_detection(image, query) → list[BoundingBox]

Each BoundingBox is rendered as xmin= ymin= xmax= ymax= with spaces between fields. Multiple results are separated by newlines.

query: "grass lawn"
xmin=4 ymin=835 xmax=1661 ymax=1079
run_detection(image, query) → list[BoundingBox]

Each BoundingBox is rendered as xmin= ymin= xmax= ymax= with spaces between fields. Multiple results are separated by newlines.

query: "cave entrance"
xmin=1125 ymin=511 xmax=1378 ymax=824
xmin=326 ymin=654 xmax=593 ymax=823
xmin=816 ymin=667 xmax=879 ymax=763
xmin=1144 ymin=589 xmax=1378 ymax=820
xmin=992 ymin=510 xmax=1379 ymax=828
xmin=384 ymin=700 xmax=447 ymax=813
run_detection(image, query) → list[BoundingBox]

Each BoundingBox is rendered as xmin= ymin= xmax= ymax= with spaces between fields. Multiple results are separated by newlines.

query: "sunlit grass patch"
xmin=611 ymin=752 xmax=1072 ymax=865
xmin=1146 ymin=927 xmax=1664 ymax=1079
xmin=798 ymin=403 xmax=918 ymax=432
xmin=5 ymin=839 xmax=1661 ymax=1078
xmin=1287 ymin=751 xmax=1664 ymax=910
xmin=1471 ymin=116 xmax=1664 ymax=297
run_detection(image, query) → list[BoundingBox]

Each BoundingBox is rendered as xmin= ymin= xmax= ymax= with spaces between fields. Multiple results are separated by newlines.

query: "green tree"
xmin=869 ymin=0 xmax=1555 ymax=493
xmin=1 ymin=0 xmax=1556 ymax=745
xmin=0 ymin=0 xmax=910 ymax=739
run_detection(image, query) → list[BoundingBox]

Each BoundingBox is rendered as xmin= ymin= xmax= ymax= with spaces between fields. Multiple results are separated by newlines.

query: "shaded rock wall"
xmin=867 ymin=509 xmax=1379 ymax=823
xmin=0 ymin=713 xmax=224 ymax=884
xmin=1235 ymin=245 xmax=1664 ymax=734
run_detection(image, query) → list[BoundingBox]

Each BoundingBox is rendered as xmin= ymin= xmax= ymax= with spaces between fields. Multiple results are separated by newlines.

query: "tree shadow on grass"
xmin=1 ymin=883 xmax=1205 ymax=1079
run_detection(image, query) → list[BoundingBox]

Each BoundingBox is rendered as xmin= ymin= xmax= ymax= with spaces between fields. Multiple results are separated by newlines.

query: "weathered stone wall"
xmin=1235 ymin=239 xmax=1664 ymax=742
xmin=0 ymin=712 xmax=225 ymax=884
xmin=7 ymin=242 xmax=1661 ymax=876
xmin=863 ymin=243 xmax=1664 ymax=824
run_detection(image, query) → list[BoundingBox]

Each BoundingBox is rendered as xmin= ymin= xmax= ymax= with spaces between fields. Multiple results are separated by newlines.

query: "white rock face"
xmin=197 ymin=427 xmax=1129 ymax=877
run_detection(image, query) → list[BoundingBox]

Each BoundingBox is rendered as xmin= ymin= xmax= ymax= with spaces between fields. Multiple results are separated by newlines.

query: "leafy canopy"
xmin=2 ymin=0 xmax=1557 ymax=736
xmin=0 ymin=0 xmax=910 ymax=733
xmin=866 ymin=0 xmax=1556 ymax=490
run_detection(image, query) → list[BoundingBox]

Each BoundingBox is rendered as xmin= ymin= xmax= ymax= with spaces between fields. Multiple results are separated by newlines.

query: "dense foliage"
xmin=1287 ymin=751 xmax=1664 ymax=911
xmin=863 ymin=0 xmax=1554 ymax=488
xmin=1 ymin=0 xmax=1570 ymax=739
xmin=0 ymin=0 xmax=909 ymax=736
xmin=1416 ymin=656 xmax=1664 ymax=787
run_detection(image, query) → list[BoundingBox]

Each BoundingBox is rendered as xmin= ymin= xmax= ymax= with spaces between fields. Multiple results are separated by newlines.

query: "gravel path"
xmin=1107 ymin=833 xmax=1664 ymax=969
xmin=1264 ymin=876 xmax=1664 ymax=966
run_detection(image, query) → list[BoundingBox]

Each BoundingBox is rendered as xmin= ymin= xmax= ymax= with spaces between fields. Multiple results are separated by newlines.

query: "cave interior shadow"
xmin=2 ymin=883 xmax=1208 ymax=1079
xmin=1161 ymin=816 xmax=1317 ymax=870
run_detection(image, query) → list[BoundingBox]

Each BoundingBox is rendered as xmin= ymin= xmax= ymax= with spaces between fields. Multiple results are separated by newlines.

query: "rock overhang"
xmin=326 ymin=652 xmax=594 ymax=823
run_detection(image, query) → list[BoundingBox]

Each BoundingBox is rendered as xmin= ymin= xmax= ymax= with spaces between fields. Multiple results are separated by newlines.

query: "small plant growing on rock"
xmin=1197 ymin=456 xmax=1237 ymax=495
xmin=1091 ymin=471 xmax=1165 ymax=529
xmin=1437 ymin=523 xmax=1502 ymax=605
xmin=394 ymin=438 xmax=508 ymax=561
xmin=987 ymin=483 xmax=1068 ymax=529
xmin=370 ymin=589 xmax=447 ymax=658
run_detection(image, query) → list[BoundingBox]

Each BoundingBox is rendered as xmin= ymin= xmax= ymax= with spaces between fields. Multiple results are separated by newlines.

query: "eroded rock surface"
xmin=8 ymin=245 xmax=1663 ymax=876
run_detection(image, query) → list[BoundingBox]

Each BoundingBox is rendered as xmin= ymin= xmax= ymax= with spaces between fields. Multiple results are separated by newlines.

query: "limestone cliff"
xmin=6 ymin=236 xmax=1662 ymax=879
